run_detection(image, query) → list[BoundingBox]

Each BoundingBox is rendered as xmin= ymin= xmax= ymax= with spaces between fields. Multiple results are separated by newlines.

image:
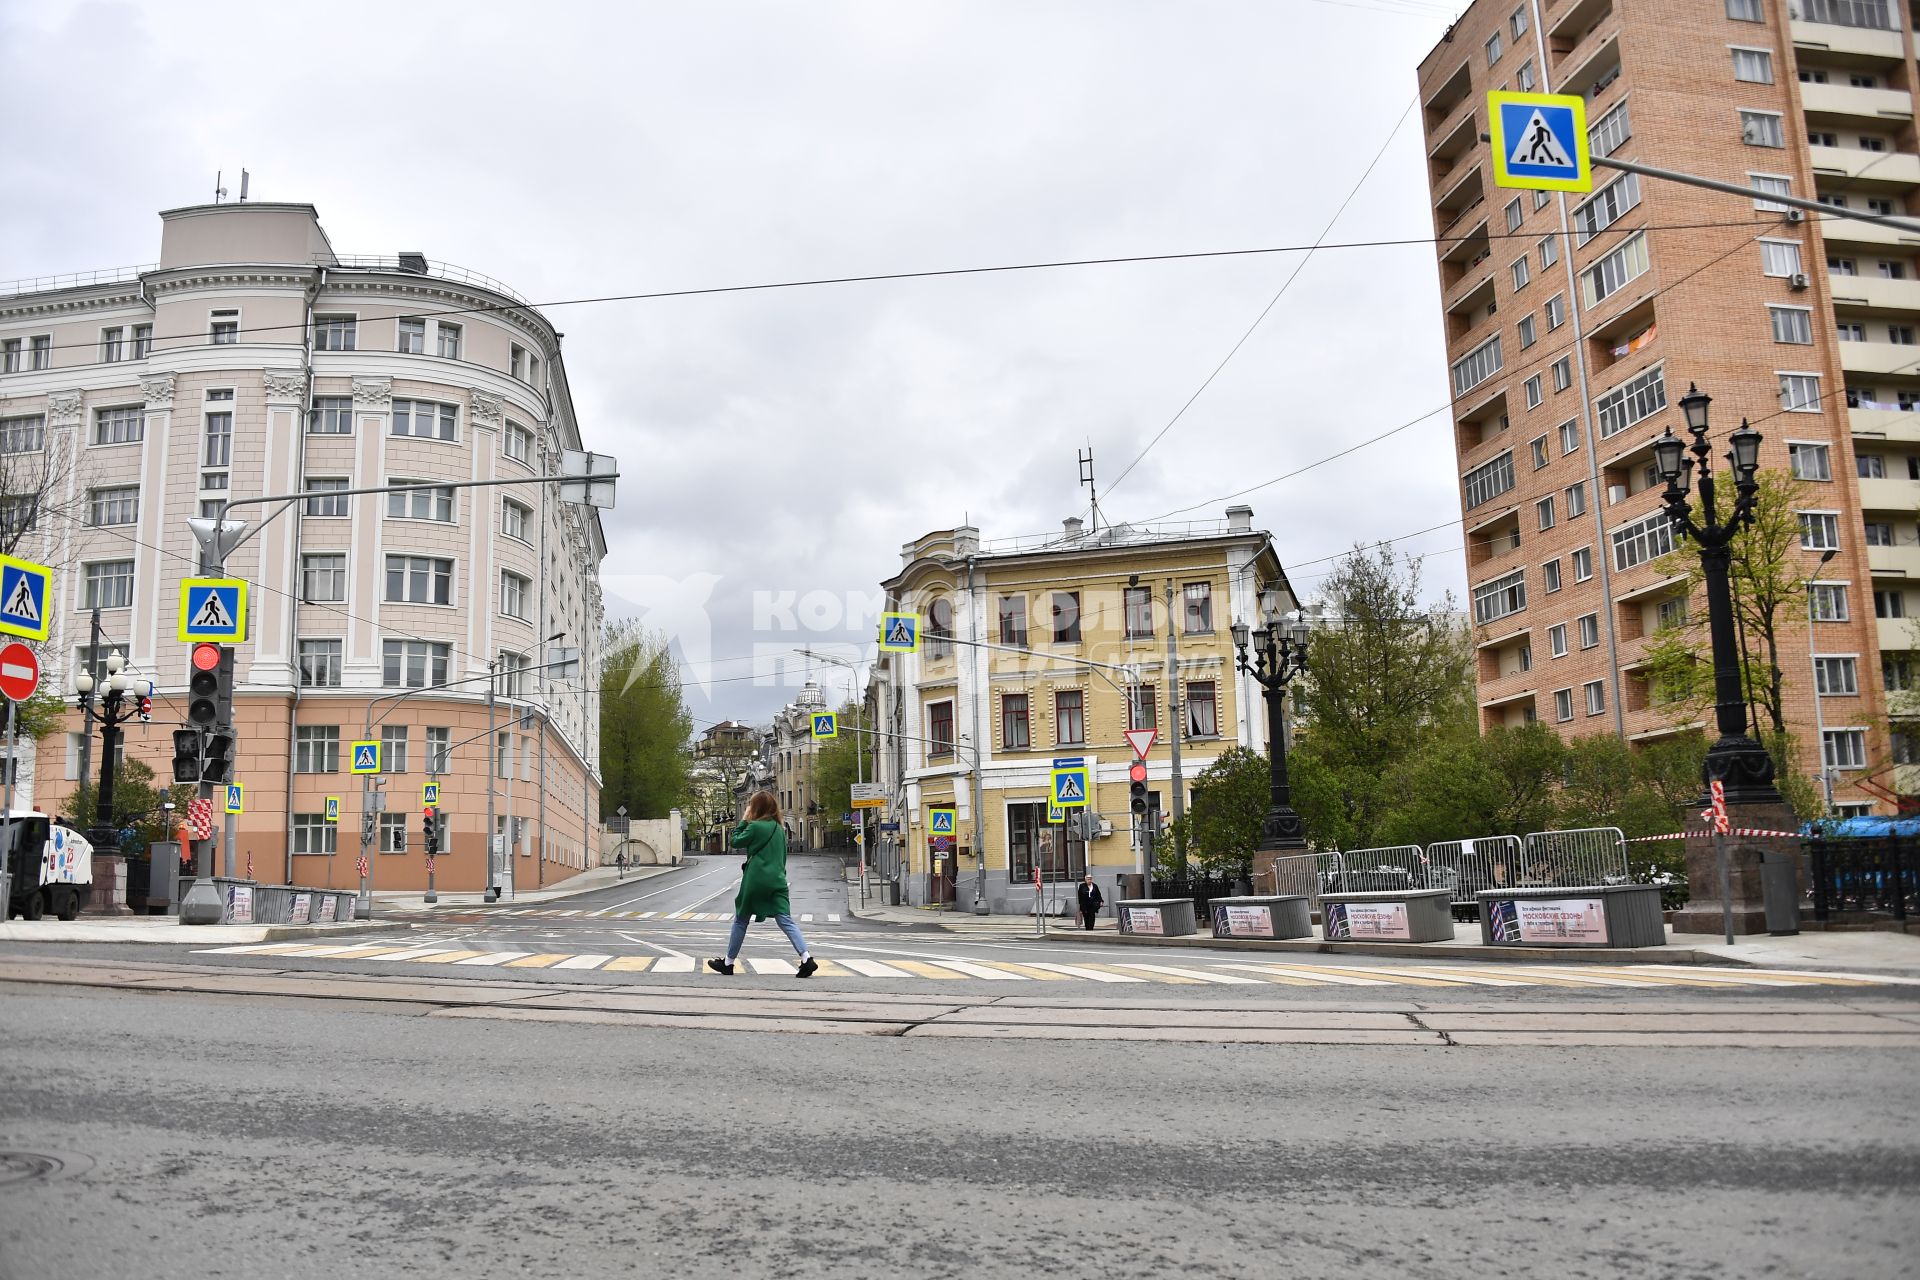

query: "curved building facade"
xmin=0 ymin=201 xmax=606 ymax=892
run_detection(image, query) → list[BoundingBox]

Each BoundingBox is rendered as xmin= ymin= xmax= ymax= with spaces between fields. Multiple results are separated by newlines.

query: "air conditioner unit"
xmin=1790 ymin=272 xmax=1811 ymax=290
xmin=1607 ymin=484 xmax=1628 ymax=505
xmin=1785 ymin=209 xmax=1805 ymax=223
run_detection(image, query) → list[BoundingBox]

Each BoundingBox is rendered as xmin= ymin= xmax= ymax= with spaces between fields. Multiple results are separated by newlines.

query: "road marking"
xmin=505 ymin=954 xmax=572 ymax=968
xmin=604 ymin=863 xmax=733 ymax=912
xmin=653 ymin=956 xmax=696 ymax=974
xmin=886 ymin=960 xmax=968 ymax=980
xmin=603 ymin=956 xmax=656 ymax=972
xmin=1018 ymin=961 xmax=1146 ymax=983
xmin=828 ymin=913 xmax=842 ymax=923
xmin=800 ymin=914 xmax=814 ymax=923
xmin=552 ymin=954 xmax=613 ymax=970
xmin=197 ymin=943 xmax=310 ymax=955
xmin=1115 ymin=963 xmax=1265 ymax=985
xmin=747 ymin=958 xmax=797 ymax=975
xmin=838 ymin=958 xmax=911 ymax=978
xmin=967 ymin=960 xmax=1072 ymax=981
xmin=456 ymin=951 xmax=532 ymax=966
xmin=1224 ymin=964 xmax=1398 ymax=987
xmin=408 ymin=950 xmax=487 ymax=964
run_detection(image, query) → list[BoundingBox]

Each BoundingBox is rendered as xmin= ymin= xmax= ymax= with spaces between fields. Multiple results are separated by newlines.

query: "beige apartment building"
xmin=1419 ymin=0 xmax=1920 ymax=812
xmin=0 ymin=201 xmax=607 ymax=890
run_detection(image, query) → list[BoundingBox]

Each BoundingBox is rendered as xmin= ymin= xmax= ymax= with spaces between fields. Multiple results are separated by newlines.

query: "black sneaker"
xmin=795 ymin=956 xmax=819 ymax=979
xmin=706 ymin=958 xmax=735 ymax=975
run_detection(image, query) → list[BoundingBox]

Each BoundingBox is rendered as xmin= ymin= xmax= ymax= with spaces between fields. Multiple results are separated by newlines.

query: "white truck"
xmin=3 ymin=814 xmax=92 ymax=921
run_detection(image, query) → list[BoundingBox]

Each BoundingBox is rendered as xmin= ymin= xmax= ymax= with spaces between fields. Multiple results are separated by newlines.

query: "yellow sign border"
xmin=878 ymin=612 xmax=921 ymax=653
xmin=1050 ymin=767 xmax=1090 ymax=809
xmin=423 ymin=782 xmax=441 ymax=806
xmin=1488 ymin=91 xmax=1592 ymax=193
xmin=811 ymin=712 xmax=837 ymax=739
xmin=224 ymin=782 xmax=244 ymax=815
xmin=177 ymin=577 xmax=250 ymax=643
xmin=349 ymin=740 xmax=382 ymax=775
xmin=324 ymin=796 xmax=340 ymax=823
xmin=927 ymin=806 xmax=956 ymax=836
xmin=0 ymin=552 xmax=53 ymax=641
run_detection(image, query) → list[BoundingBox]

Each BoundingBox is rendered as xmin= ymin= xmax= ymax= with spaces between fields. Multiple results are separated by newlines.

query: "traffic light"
xmin=172 ymin=730 xmax=203 ymax=784
xmin=1129 ymin=761 xmax=1149 ymax=816
xmin=422 ymin=806 xmax=439 ymax=856
xmin=201 ymin=731 xmax=233 ymax=784
xmin=137 ymin=695 xmax=152 ymax=723
xmin=188 ymin=643 xmax=222 ymax=725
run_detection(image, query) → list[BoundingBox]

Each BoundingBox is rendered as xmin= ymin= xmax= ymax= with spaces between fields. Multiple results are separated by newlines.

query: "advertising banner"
xmin=290 ymin=892 xmax=312 ymax=923
xmin=318 ymin=895 xmax=339 ymax=923
xmin=1324 ymin=901 xmax=1411 ymax=940
xmin=225 ymin=884 xmax=253 ymax=924
xmin=1213 ymin=904 xmax=1273 ymax=937
xmin=1514 ymin=897 xmax=1608 ymax=944
xmin=1124 ymin=906 xmax=1165 ymax=935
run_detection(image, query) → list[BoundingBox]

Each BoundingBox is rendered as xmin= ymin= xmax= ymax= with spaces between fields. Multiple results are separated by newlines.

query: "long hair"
xmin=744 ymin=791 xmax=780 ymax=823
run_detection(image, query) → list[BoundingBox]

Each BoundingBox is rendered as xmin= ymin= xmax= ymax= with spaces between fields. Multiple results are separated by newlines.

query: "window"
xmin=0 ymin=497 xmax=35 ymax=539
xmin=501 ymin=571 xmax=531 ymax=620
xmin=1877 ymin=588 xmax=1906 ymax=618
xmin=1001 ymin=694 xmax=1030 ymax=749
xmin=1124 ymin=585 xmax=1154 ymax=639
xmin=92 ymin=405 xmax=143 ymax=446
xmin=1788 ymin=442 xmax=1831 ymax=481
xmin=298 ymin=639 xmax=342 ymax=687
xmin=1814 ymin=656 xmax=1859 ymax=696
xmin=385 ymin=556 xmax=454 ymax=605
xmin=1486 ymin=31 xmax=1502 ymax=65
xmin=1612 ymin=510 xmax=1678 ymax=571
xmin=210 ymin=309 xmax=239 ymax=344
xmin=1464 ymin=451 xmax=1516 ymax=509
xmin=1726 ymin=0 xmax=1761 ymax=18
xmin=87 ymin=486 xmax=138 ymax=527
xmin=383 ymin=639 xmax=452 ymax=688
xmin=1182 ymin=582 xmax=1213 ymax=634
xmin=1885 ymin=654 xmax=1916 ymax=692
xmin=1880 ymin=259 xmax=1907 ymax=278
xmin=436 ymin=322 xmax=462 ymax=360
xmin=1596 ymin=365 xmax=1668 ymax=439
xmin=1740 ymin=110 xmax=1784 ymax=148
xmin=387 ymin=481 xmax=454 ymax=521
xmin=1530 ymin=435 xmax=1549 ymax=469
xmin=1823 ymin=729 xmax=1867 ymax=770
xmin=1128 ymin=684 xmax=1158 ymax=733
xmin=1810 ymin=582 xmax=1849 ymax=621
xmin=998 ymin=594 xmax=1028 ymax=646
xmin=1055 ymin=690 xmax=1085 ymax=745
xmin=381 ymin=725 xmax=410 ymax=773
xmin=379 ymin=813 xmax=409 ymax=854
xmin=1656 ymin=596 xmax=1688 ymax=630
xmin=426 ymin=727 xmax=452 ymax=773
xmin=927 ymin=700 xmax=955 ymax=757
xmin=1858 ymin=454 xmax=1887 ymax=479
xmin=397 ymin=318 xmax=426 ymax=354
xmin=1523 ymin=373 xmax=1543 ymax=407
xmin=1572 ymin=546 xmax=1593 ymax=581
xmin=1559 ymin=418 xmax=1579 ymax=455
xmin=83 ymin=560 xmax=134 ymax=609
xmin=1566 ymin=481 xmax=1588 ymax=517
xmin=129 ymin=323 xmax=152 ymax=358
xmin=1554 ymin=687 xmax=1574 ymax=721
xmin=1052 ymin=591 xmax=1081 ymax=643
xmin=1007 ymin=801 xmax=1087 ymax=885
xmin=1534 ymin=188 xmax=1552 ymax=211
xmin=1539 ymin=237 xmax=1560 ymax=272
xmin=100 ymin=327 xmax=124 ymax=362
xmin=1512 ymin=257 xmax=1531 ymax=291
xmin=1519 ymin=317 xmax=1538 ymax=352
xmin=1452 ymin=335 xmax=1504 ymax=397
xmin=1505 ymin=197 xmax=1523 ymax=233
xmin=1770 ymin=307 xmax=1812 ymax=344
xmin=505 ymin=421 xmax=534 ymax=463
xmin=1589 ymin=101 xmax=1632 ymax=158
xmin=502 ymin=498 xmax=531 ymax=542
xmin=926 ymin=597 xmax=954 ymax=658
xmin=1870 ymin=201 xmax=1896 ymax=219
xmin=1750 ymin=173 xmax=1792 ymax=212
xmin=28 ymin=335 xmax=49 ymax=370
xmin=1861 ymin=135 xmax=1888 ymax=153
xmin=1838 ymin=323 xmax=1866 ymax=343
xmin=1552 ymin=357 xmax=1572 ymax=392
xmin=301 ymin=553 xmax=346 ymax=603
xmin=1537 ymin=496 xmax=1556 ymax=531
xmin=295 ymin=726 xmax=340 ymax=773
xmin=1778 ymin=373 xmax=1823 ymax=414
xmin=1811 ymin=133 xmax=1840 ymax=150
xmin=1760 ymin=240 xmax=1802 ymax=278
xmin=1572 ymin=174 xmax=1642 ymax=247
xmin=1894 ymin=325 xmax=1919 ymax=346
xmin=292 ymin=815 xmax=336 ymax=856
xmin=1582 ymin=232 xmax=1651 ymax=307
xmin=1578 ymin=613 xmax=1600 ymax=649
xmin=314 ymin=315 xmax=357 ymax=351
xmin=1472 ymin=569 xmax=1527 ymax=625
xmin=310 ymin=396 xmax=353 ymax=434
xmin=1831 ymin=256 xmax=1858 ymax=276
xmin=392 ymin=399 xmax=456 ymax=441
xmin=1799 ymin=512 xmax=1841 ymax=550
xmin=1186 ymin=680 xmax=1219 ymax=738
xmin=0 ymin=339 xmax=17 ymax=373
xmin=0 ymin=415 xmax=39 ymax=457
xmin=1516 ymin=59 xmax=1535 ymax=92
xmin=1732 ymin=48 xmax=1773 ymax=83
xmin=1543 ymin=559 xmax=1562 ymax=593
xmin=511 ymin=344 xmax=529 ymax=380
xmin=1584 ymin=680 xmax=1607 ymax=715
xmin=304 ymin=477 xmax=349 ymax=517
xmin=203 ymin=404 xmax=232 ymax=467
xmin=497 ymin=651 xmax=529 ymax=699
xmin=1510 ymin=6 xmax=1528 ymax=38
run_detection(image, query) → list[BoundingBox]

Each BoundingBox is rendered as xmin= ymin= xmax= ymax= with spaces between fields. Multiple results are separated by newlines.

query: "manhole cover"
xmin=0 ymin=1151 xmax=93 ymax=1188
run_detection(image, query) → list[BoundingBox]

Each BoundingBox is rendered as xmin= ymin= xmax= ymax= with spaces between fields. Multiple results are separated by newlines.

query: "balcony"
xmin=1849 ymin=405 xmax=1920 ymax=441
xmin=1435 ymin=160 xmax=1487 ymax=229
xmin=1548 ymin=0 xmax=1611 ymax=41
xmin=1808 ymin=144 xmax=1920 ymax=188
xmin=1827 ymin=274 xmax=1920 ymax=312
xmin=1801 ymin=80 xmax=1914 ymax=125
xmin=1445 ymin=271 xmax=1497 ymax=323
xmin=1791 ymin=18 xmax=1905 ymax=63
xmin=1422 ymin=61 xmax=1472 ymax=132
xmin=1428 ymin=108 xmax=1479 ymax=175
xmin=1837 ymin=338 xmax=1920 ymax=375
xmin=1858 ymin=475 xmax=1920 ymax=511
xmin=1879 ymin=617 xmax=1916 ymax=649
xmin=1868 ymin=541 xmax=1920 ymax=576
xmin=1557 ymin=31 xmax=1622 ymax=103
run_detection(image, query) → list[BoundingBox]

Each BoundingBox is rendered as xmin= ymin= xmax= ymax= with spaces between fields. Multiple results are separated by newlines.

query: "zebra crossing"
xmin=190 ymin=941 xmax=1892 ymax=989
xmin=432 ymin=909 xmax=844 ymax=923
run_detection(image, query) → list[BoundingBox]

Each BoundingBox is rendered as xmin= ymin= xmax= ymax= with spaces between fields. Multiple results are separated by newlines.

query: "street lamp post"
xmin=74 ymin=651 xmax=152 ymax=855
xmin=1230 ymin=599 xmax=1311 ymax=886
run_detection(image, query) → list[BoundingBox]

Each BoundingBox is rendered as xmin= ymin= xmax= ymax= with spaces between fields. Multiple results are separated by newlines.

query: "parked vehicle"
xmin=3 ymin=814 xmax=93 ymax=921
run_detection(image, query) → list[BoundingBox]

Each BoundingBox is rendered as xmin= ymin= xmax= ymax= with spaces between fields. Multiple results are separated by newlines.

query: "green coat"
xmin=730 ymin=819 xmax=792 ymax=921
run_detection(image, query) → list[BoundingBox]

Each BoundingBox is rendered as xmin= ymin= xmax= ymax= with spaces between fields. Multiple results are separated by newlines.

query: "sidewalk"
xmin=845 ymin=895 xmax=1118 ymax=932
xmin=374 ymin=861 xmax=677 ymax=912
xmin=0 ymin=916 xmax=408 ymax=946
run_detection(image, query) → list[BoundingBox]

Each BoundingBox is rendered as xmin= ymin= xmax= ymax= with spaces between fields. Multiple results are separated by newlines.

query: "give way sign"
xmin=0 ymin=642 xmax=39 ymax=702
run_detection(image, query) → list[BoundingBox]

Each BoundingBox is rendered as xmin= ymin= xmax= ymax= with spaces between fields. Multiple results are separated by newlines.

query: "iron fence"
xmin=1425 ymin=835 xmax=1525 ymax=919
xmin=1329 ymin=845 xmax=1426 ymax=895
xmin=1518 ymin=827 xmax=1631 ymax=889
xmin=1151 ymin=876 xmax=1247 ymax=919
xmin=1807 ymin=837 xmax=1914 ymax=922
xmin=1267 ymin=851 xmax=1340 ymax=911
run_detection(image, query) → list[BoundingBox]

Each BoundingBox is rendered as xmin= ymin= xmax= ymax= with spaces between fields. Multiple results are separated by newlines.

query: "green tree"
xmin=65 ymin=760 xmax=192 ymax=845
xmin=810 ymin=702 xmax=869 ymax=837
xmin=1379 ymin=719 xmax=1566 ymax=847
xmin=1181 ymin=746 xmax=1271 ymax=881
xmin=598 ymin=623 xmax=694 ymax=820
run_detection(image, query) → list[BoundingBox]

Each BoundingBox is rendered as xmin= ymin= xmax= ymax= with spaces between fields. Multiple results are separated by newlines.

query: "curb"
xmin=0 ymin=919 xmax=413 ymax=945
xmin=388 ymin=863 xmax=681 ymax=913
xmin=1052 ymin=929 xmax=1744 ymax=967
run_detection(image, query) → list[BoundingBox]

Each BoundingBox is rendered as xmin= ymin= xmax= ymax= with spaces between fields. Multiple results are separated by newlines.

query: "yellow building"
xmin=871 ymin=506 xmax=1291 ymax=914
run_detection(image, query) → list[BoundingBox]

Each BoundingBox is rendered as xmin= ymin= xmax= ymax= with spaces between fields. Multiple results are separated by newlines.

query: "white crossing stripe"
xmin=827 ymin=914 xmax=842 ymax=923
xmin=919 ymin=958 xmax=1025 ymax=981
xmin=279 ymin=945 xmax=371 ymax=958
xmin=552 ymin=954 xmax=612 ymax=970
xmin=653 ymin=956 xmax=696 ymax=974
xmin=800 ymin=914 xmax=814 ymax=923
xmin=838 ymin=958 xmax=910 ymax=978
xmin=1116 ymin=963 xmax=1265 ymax=985
xmin=1019 ymin=961 xmax=1145 ymax=983
xmin=1224 ymin=964 xmax=1398 ymax=986
xmin=455 ymin=951 xmax=532 ymax=966
xmin=747 ymin=958 xmax=797 ymax=975
xmin=376 ymin=947 xmax=463 ymax=962
xmin=638 ymin=912 xmax=657 ymax=919
xmin=554 ymin=910 xmax=581 ymax=917
xmin=1336 ymin=964 xmax=1531 ymax=987
xmin=198 ymin=943 xmax=301 ymax=954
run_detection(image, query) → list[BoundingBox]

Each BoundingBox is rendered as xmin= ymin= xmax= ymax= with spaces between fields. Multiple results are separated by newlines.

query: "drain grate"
xmin=0 ymin=1151 xmax=93 ymax=1188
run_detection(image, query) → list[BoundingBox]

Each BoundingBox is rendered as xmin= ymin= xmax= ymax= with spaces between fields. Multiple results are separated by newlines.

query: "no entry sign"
xmin=0 ymin=642 xmax=40 ymax=702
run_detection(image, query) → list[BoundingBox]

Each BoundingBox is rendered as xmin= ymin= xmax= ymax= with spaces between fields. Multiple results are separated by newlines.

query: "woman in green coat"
xmin=707 ymin=791 xmax=818 ymax=978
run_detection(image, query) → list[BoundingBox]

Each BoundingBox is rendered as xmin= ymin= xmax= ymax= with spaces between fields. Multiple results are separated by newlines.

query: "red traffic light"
xmin=1128 ymin=761 xmax=1148 ymax=784
xmin=191 ymin=642 xmax=222 ymax=672
xmin=423 ymin=806 xmax=437 ymax=818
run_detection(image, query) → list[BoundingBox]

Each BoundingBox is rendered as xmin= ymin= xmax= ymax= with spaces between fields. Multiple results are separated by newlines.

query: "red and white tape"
xmin=1625 ymin=828 xmax=1800 ymax=842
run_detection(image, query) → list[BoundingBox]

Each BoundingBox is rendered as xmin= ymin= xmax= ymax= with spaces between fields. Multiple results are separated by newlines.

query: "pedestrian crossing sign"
xmin=928 ymin=806 xmax=956 ymax=836
xmin=0 ymin=554 xmax=51 ymax=641
xmin=812 ymin=712 xmax=837 ymax=739
xmin=325 ymin=796 xmax=340 ymax=823
xmin=1488 ymin=91 xmax=1591 ymax=192
xmin=878 ymin=612 xmax=920 ymax=653
xmin=1050 ymin=765 xmax=1090 ymax=809
xmin=178 ymin=577 xmax=248 ymax=643
xmin=350 ymin=741 xmax=382 ymax=774
xmin=1047 ymin=804 xmax=1065 ymax=825
xmin=225 ymin=782 xmax=244 ymax=815
xmin=423 ymin=782 xmax=440 ymax=806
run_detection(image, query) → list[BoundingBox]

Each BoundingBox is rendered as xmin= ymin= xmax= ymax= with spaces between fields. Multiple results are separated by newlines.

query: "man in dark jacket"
xmin=1076 ymin=873 xmax=1104 ymax=930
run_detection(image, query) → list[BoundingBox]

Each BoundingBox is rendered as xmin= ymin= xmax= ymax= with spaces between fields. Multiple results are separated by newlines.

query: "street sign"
xmin=878 ymin=822 xmax=900 ymax=832
xmin=878 ymin=612 xmax=920 ymax=653
xmin=851 ymin=782 xmax=886 ymax=809
xmin=324 ymin=796 xmax=340 ymax=823
xmin=811 ymin=711 xmax=837 ymax=739
xmin=224 ymin=782 xmax=244 ymax=815
xmin=1124 ymin=727 xmax=1157 ymax=759
xmin=928 ymin=806 xmax=956 ymax=836
xmin=0 ymin=642 xmax=39 ymax=702
xmin=853 ymin=830 xmax=864 ymax=845
xmin=1050 ymin=764 xmax=1090 ymax=809
xmin=350 ymin=741 xmax=382 ymax=774
xmin=423 ymin=781 xmax=441 ymax=806
xmin=178 ymin=577 xmax=249 ymax=643
xmin=1047 ymin=804 xmax=1065 ymax=826
xmin=0 ymin=553 xmax=51 ymax=641
xmin=1488 ymin=91 xmax=1591 ymax=192
xmin=841 ymin=810 xmax=854 ymax=824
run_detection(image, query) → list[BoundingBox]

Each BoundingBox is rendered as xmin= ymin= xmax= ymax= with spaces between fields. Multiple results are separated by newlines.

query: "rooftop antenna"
xmin=214 ymin=171 xmax=226 ymax=204
xmin=239 ymin=169 xmax=250 ymax=202
xmin=1078 ymin=447 xmax=1099 ymax=533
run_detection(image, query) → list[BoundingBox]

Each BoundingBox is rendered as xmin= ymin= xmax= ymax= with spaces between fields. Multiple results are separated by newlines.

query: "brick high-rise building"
xmin=1418 ymin=0 xmax=1920 ymax=813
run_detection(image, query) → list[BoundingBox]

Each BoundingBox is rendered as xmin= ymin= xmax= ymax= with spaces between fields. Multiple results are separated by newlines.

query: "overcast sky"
xmin=2 ymin=0 xmax=1468 ymax=728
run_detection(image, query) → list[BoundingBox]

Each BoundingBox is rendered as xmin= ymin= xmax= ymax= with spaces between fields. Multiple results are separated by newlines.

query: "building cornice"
xmin=0 ymin=287 xmax=148 ymax=324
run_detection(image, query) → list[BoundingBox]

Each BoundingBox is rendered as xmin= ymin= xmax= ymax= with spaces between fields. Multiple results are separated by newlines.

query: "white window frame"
xmin=91 ymin=404 xmax=145 ymax=447
xmin=384 ymin=555 xmax=455 ymax=606
xmin=1809 ymin=581 xmax=1850 ymax=622
xmin=301 ymin=553 xmax=347 ymax=603
xmin=1464 ymin=451 xmax=1516 ymax=510
xmin=1759 ymin=239 xmax=1803 ymax=278
xmin=501 ymin=570 xmax=532 ymax=621
xmin=1739 ymin=109 xmax=1785 ymax=148
xmin=1578 ymin=613 xmax=1600 ymax=650
xmin=1525 ymin=373 xmax=1543 ymax=407
xmin=502 ymin=498 xmax=532 ymax=543
xmin=1543 ymin=559 xmax=1563 ymax=593
xmin=1731 ymin=46 xmax=1774 ymax=84
xmin=1777 ymin=371 xmax=1823 ymax=413
xmin=1512 ymin=256 xmax=1531 ymax=291
xmin=1749 ymin=172 xmax=1792 ymax=212
xmin=1822 ymin=728 xmax=1868 ymax=770
xmin=313 ymin=313 xmax=358 ymax=352
xmin=1813 ymin=655 xmax=1860 ymax=697
xmin=1595 ymin=363 xmax=1667 ymax=440
xmin=504 ymin=421 xmax=535 ymax=464
xmin=1582 ymin=231 xmax=1651 ymax=308
xmin=82 ymin=559 xmax=135 ymax=609
xmin=1769 ymin=305 xmax=1813 ymax=345
xmin=1572 ymin=546 xmax=1594 ymax=582
xmin=1788 ymin=440 xmax=1832 ymax=481
xmin=396 ymin=317 xmax=426 ymax=354
xmin=1452 ymin=335 xmax=1504 ymax=398
xmin=1584 ymin=680 xmax=1606 ymax=715
xmin=1554 ymin=687 xmax=1574 ymax=722
xmin=1798 ymin=510 xmax=1841 ymax=551
xmin=1572 ymin=173 xmax=1642 ymax=247
xmin=1588 ymin=99 xmax=1631 ymax=159
xmin=1472 ymin=569 xmax=1527 ymax=626
xmin=1611 ymin=509 xmax=1679 ymax=572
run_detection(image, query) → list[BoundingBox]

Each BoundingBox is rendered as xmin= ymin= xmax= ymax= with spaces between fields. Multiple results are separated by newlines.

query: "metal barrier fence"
xmin=1330 ymin=845 xmax=1426 ymax=895
xmin=1151 ymin=877 xmax=1246 ymax=919
xmin=1267 ymin=851 xmax=1338 ymax=910
xmin=1425 ymin=835 xmax=1525 ymax=919
xmin=1518 ymin=827 xmax=1631 ymax=889
xmin=1807 ymin=837 xmax=1914 ymax=922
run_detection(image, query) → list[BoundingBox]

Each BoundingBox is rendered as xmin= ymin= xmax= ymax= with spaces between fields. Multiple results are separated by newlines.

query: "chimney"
xmin=1226 ymin=505 xmax=1253 ymax=532
xmin=1062 ymin=516 xmax=1084 ymax=538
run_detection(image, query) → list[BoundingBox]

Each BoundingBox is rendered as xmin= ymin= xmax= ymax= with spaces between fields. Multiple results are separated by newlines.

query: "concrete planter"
xmin=1116 ymin=898 xmax=1197 ymax=937
xmin=1207 ymin=895 xmax=1312 ymax=940
xmin=1478 ymin=883 xmax=1666 ymax=948
xmin=1319 ymin=888 xmax=1454 ymax=943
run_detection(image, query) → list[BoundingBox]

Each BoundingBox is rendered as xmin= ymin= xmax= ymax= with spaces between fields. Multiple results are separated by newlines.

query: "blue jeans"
xmin=727 ymin=912 xmax=808 ymax=960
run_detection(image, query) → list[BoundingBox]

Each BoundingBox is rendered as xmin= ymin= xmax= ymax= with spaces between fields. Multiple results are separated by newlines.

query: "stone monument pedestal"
xmin=79 ymin=853 xmax=132 ymax=916
xmin=1670 ymin=799 xmax=1801 ymax=937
